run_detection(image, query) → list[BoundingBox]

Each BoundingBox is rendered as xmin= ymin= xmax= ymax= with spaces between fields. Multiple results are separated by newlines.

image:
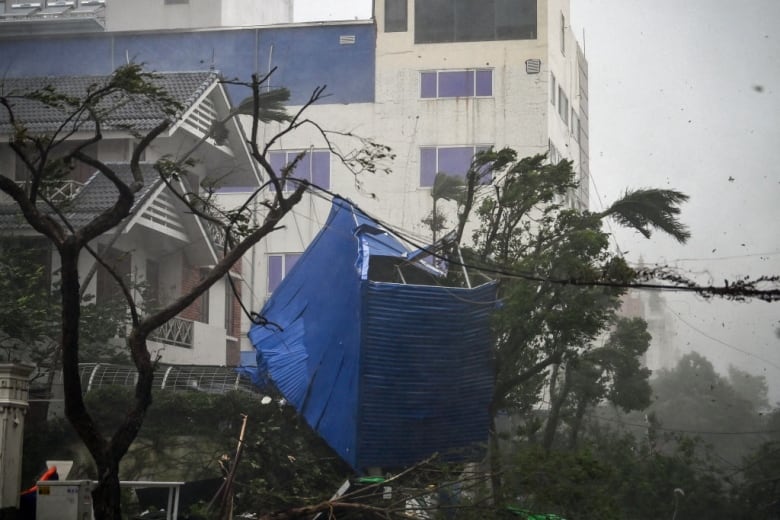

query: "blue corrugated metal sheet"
xmin=358 ymin=281 xmax=496 ymax=469
xmin=248 ymin=198 xmax=363 ymax=467
xmin=248 ymin=198 xmax=496 ymax=471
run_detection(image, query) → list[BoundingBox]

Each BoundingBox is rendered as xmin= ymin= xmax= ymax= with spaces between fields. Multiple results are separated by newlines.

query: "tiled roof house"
xmin=0 ymin=70 xmax=259 ymax=366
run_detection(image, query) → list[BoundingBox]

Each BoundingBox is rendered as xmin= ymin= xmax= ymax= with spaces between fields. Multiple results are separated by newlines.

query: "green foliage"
xmin=0 ymin=238 xmax=126 ymax=366
xmin=727 ymin=365 xmax=770 ymax=411
xmin=0 ymin=238 xmax=55 ymax=360
xmin=648 ymin=352 xmax=768 ymax=469
xmin=597 ymin=188 xmax=691 ymax=243
xmin=21 ymin=416 xmax=82 ymax=486
xmin=58 ymin=387 xmax=351 ymax=513
xmin=233 ymin=87 xmax=292 ymax=123
xmin=500 ymin=423 xmax=749 ymax=520
xmin=432 ymin=171 xmax=466 ymax=204
xmin=504 ymin=444 xmax=619 ymax=519
xmin=596 ymin=317 xmax=653 ymax=412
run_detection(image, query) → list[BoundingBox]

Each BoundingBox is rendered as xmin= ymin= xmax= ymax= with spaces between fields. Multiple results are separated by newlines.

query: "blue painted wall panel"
xmin=0 ymin=34 xmax=114 ymax=77
xmin=255 ymin=25 xmax=376 ymax=105
xmin=0 ymin=24 xmax=375 ymax=104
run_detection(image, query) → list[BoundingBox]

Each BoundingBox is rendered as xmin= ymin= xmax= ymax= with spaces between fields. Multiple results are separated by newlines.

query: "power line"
xmin=666 ymin=251 xmax=780 ymax=263
xmin=661 ymin=302 xmax=780 ymax=371
xmin=297 ymin=181 xmax=780 ymax=301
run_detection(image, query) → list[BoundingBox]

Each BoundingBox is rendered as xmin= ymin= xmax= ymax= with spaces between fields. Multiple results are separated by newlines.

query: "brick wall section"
xmin=180 ymin=260 xmax=204 ymax=322
xmin=228 ymin=261 xmax=242 ymax=338
xmin=229 ymin=287 xmax=241 ymax=337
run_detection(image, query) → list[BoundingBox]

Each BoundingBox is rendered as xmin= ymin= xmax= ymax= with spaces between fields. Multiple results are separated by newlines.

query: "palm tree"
xmin=429 ymin=172 xmax=464 ymax=243
xmin=595 ymin=188 xmax=690 ymax=243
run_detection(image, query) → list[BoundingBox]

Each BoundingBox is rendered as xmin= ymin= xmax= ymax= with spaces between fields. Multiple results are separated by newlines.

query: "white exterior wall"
xmin=149 ymin=320 xmax=226 ymax=365
xmin=546 ymin=0 xmax=588 ymax=208
xmin=106 ymin=0 xmax=292 ymax=32
xmin=221 ymin=0 xmax=293 ymax=27
xmin=374 ymin=0 xmax=551 ymax=235
xmin=107 ymin=0 xmax=221 ymax=32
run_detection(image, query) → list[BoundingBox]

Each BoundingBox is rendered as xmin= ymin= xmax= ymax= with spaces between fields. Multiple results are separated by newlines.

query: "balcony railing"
xmin=204 ymin=219 xmax=227 ymax=248
xmin=14 ymin=179 xmax=84 ymax=203
xmin=150 ymin=317 xmax=193 ymax=348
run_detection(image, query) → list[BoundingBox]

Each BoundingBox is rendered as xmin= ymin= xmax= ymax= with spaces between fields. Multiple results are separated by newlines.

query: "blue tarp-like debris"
xmin=247 ymin=198 xmax=496 ymax=471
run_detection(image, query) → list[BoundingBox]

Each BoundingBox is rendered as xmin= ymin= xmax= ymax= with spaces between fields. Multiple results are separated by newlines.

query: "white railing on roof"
xmin=139 ymin=189 xmax=188 ymax=240
xmin=205 ymin=219 xmax=226 ymax=248
xmin=78 ymin=363 xmax=258 ymax=394
xmin=185 ymin=96 xmax=217 ymax=137
xmin=150 ymin=316 xmax=193 ymax=348
xmin=14 ymin=179 xmax=84 ymax=203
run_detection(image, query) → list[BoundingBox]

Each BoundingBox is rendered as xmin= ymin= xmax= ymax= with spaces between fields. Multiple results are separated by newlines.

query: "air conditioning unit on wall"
xmin=36 ymin=480 xmax=93 ymax=520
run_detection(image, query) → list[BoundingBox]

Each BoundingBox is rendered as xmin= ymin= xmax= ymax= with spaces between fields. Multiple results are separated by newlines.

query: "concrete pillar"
xmin=0 ymin=363 xmax=34 ymax=513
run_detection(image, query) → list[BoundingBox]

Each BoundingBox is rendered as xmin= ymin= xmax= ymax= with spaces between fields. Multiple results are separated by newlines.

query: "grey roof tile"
xmin=0 ymin=70 xmax=219 ymax=135
xmin=0 ymin=162 xmax=163 ymax=232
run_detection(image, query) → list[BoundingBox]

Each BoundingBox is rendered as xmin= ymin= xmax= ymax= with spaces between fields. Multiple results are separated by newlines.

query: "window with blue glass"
xmin=267 ymin=253 xmax=301 ymax=294
xmin=421 ymin=69 xmax=492 ymax=98
xmin=268 ymin=150 xmax=330 ymax=191
xmin=419 ymin=145 xmax=492 ymax=187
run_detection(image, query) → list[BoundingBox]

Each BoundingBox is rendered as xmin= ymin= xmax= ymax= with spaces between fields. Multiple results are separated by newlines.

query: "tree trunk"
xmin=91 ymin=458 xmax=122 ymax=520
xmin=59 ymin=245 xmax=156 ymax=520
xmin=542 ymin=363 xmax=572 ymax=453
xmin=432 ymin=197 xmax=438 ymax=244
xmin=568 ymin=398 xmax=588 ymax=450
xmin=488 ymin=413 xmax=503 ymax=505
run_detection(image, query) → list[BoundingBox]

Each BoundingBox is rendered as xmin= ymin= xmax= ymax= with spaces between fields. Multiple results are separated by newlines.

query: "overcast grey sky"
xmin=569 ymin=0 xmax=780 ymax=400
xmin=293 ymin=1 xmax=780 ymax=399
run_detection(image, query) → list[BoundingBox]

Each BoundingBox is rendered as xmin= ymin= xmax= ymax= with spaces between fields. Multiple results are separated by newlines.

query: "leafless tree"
xmin=0 ymin=64 xmax=388 ymax=519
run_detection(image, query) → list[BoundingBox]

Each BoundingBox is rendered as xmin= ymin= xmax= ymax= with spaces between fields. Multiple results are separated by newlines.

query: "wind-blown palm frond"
xmin=432 ymin=172 xmax=465 ymax=203
xmin=598 ymin=188 xmax=690 ymax=243
xmin=232 ymin=87 xmax=292 ymax=123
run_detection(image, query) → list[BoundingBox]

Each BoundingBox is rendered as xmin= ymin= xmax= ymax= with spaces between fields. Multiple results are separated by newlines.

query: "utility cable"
xmin=661 ymin=302 xmax=780 ymax=371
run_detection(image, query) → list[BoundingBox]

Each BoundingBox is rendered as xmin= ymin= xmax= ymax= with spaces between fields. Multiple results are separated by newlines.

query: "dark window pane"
xmin=200 ymin=284 xmax=209 ymax=324
xmin=438 ymin=147 xmax=476 ymax=177
xmin=225 ymin=276 xmax=235 ymax=334
xmin=496 ymin=0 xmax=537 ymax=40
xmin=385 ymin=0 xmax=407 ymax=32
xmin=476 ymin=70 xmax=492 ymax=96
xmin=311 ymin=151 xmax=330 ymax=189
xmin=415 ymin=0 xmax=453 ymax=43
xmin=420 ymin=147 xmax=437 ymax=187
xmin=438 ymin=70 xmax=474 ymax=97
xmin=455 ymin=0 xmax=494 ymax=42
xmin=420 ymin=72 xmax=437 ymax=98
xmin=96 ymin=246 xmax=130 ymax=307
xmin=268 ymin=255 xmax=283 ymax=293
xmin=145 ymin=259 xmax=159 ymax=309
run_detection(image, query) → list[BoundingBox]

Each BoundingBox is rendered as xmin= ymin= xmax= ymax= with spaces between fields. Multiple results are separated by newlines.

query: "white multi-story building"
xmin=0 ymin=0 xmax=589 ymax=364
xmin=0 ymin=0 xmax=291 ymax=35
xmin=240 ymin=0 xmax=590 ymax=337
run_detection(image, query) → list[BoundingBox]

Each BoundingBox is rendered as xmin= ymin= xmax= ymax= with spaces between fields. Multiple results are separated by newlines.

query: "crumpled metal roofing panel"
xmin=357 ymin=280 xmax=496 ymax=469
xmin=248 ymin=198 xmax=496 ymax=471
